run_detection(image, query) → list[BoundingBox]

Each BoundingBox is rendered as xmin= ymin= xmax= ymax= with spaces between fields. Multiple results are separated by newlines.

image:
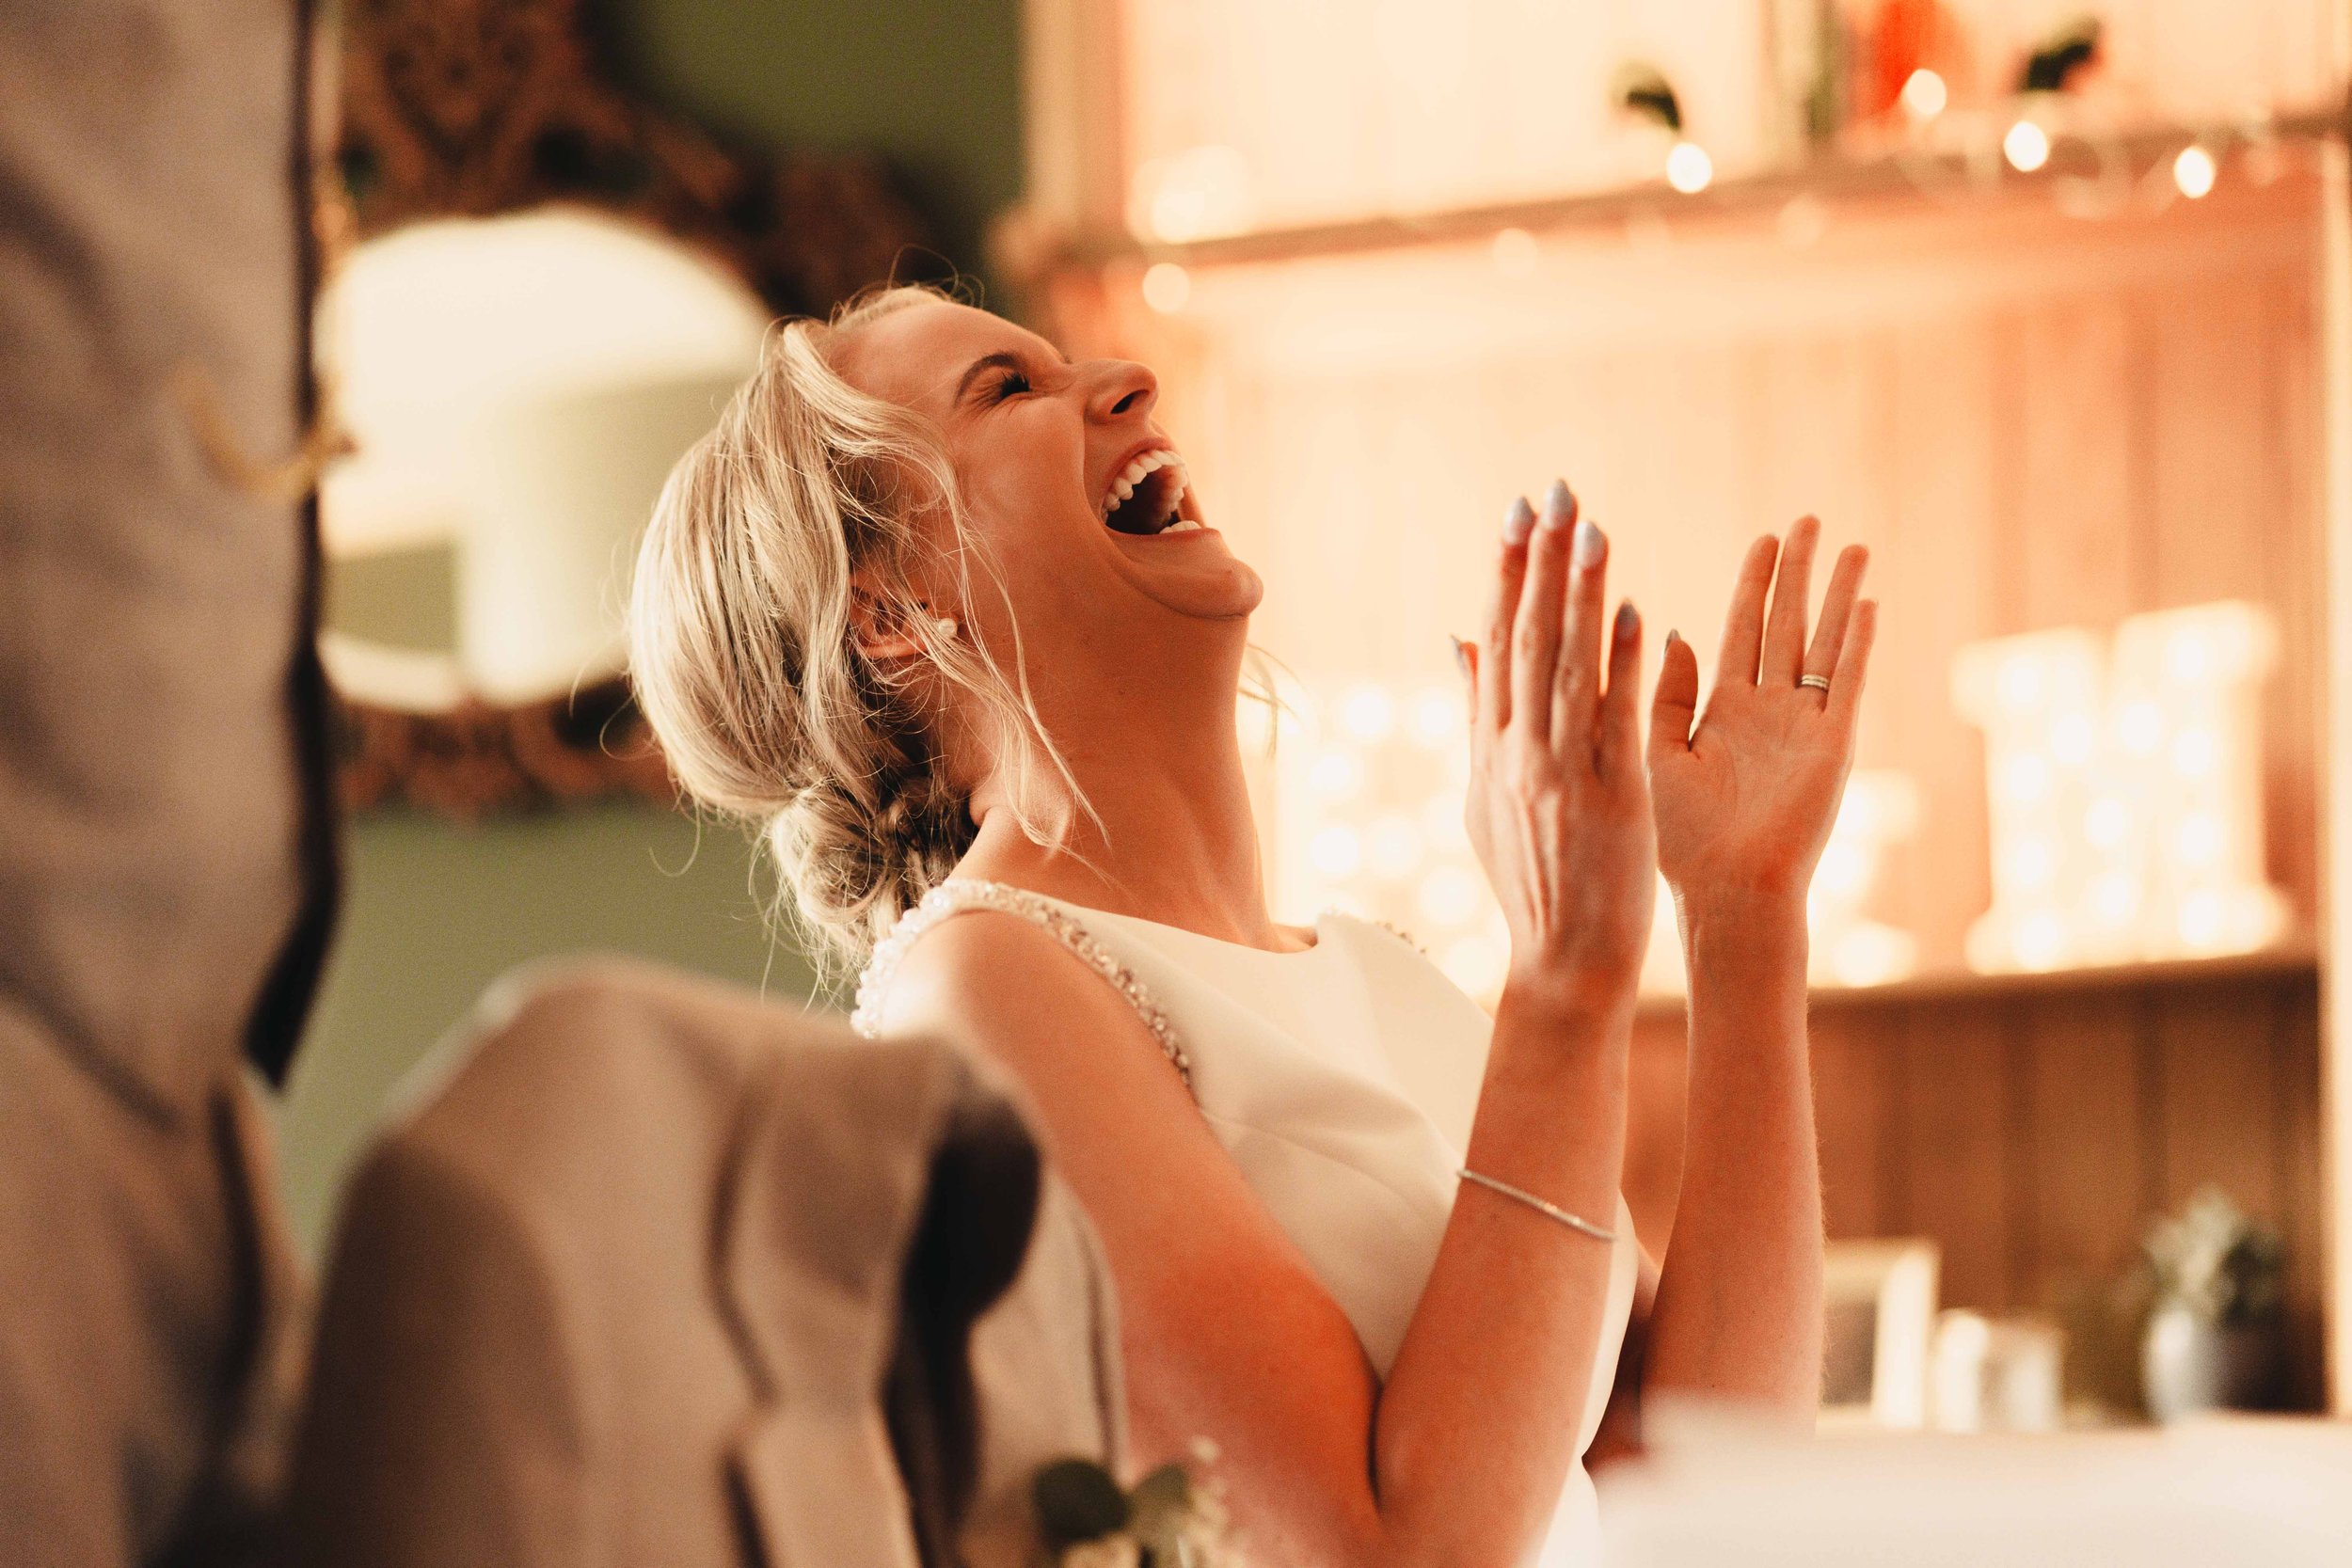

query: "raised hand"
xmin=1463 ymin=481 xmax=1656 ymax=1015
xmin=1647 ymin=516 xmax=1877 ymax=908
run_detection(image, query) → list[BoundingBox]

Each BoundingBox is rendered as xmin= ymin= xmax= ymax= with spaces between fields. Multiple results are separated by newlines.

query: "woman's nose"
xmin=1088 ymin=360 xmax=1157 ymax=423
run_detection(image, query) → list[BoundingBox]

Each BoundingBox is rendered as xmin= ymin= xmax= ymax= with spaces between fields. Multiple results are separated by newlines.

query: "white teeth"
xmin=1162 ymin=518 xmax=1204 ymax=533
xmin=1102 ymin=447 xmax=1185 ymax=519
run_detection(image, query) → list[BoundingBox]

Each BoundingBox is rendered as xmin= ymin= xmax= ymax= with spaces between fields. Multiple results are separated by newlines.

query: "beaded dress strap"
xmin=850 ymin=879 xmax=1194 ymax=1092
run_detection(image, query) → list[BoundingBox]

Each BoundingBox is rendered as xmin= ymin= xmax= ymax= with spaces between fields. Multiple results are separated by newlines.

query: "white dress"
xmin=852 ymin=879 xmax=1639 ymax=1565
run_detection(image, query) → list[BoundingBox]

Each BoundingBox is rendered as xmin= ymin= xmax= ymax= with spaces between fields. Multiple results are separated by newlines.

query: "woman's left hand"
xmin=1647 ymin=516 xmax=1876 ymax=910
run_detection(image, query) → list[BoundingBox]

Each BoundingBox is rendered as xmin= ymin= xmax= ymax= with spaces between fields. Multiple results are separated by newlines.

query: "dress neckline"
xmin=941 ymin=879 xmax=1327 ymax=958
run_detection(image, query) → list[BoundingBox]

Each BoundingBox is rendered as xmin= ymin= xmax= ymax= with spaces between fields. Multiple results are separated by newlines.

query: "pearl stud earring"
xmin=928 ymin=615 xmax=959 ymax=641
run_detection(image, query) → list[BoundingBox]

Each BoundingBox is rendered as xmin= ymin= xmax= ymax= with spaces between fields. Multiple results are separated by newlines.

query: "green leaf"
xmin=1126 ymin=1463 xmax=1195 ymax=1554
xmin=1032 ymin=1459 xmax=1131 ymax=1552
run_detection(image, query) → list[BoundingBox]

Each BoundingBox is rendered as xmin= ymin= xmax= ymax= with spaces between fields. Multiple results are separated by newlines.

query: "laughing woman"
xmin=628 ymin=285 xmax=1875 ymax=1567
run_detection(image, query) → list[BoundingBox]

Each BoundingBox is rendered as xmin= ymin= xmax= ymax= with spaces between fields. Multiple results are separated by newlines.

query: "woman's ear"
xmin=849 ymin=577 xmax=949 ymax=665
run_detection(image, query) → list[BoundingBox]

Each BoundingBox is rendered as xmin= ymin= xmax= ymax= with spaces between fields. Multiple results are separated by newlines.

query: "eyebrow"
xmin=951 ymin=342 xmax=1072 ymax=407
xmin=953 ymin=351 xmax=1027 ymax=407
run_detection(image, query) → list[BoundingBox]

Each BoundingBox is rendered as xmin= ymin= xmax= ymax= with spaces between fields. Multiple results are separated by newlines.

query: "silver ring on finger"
xmin=1798 ymin=673 xmax=1832 ymax=691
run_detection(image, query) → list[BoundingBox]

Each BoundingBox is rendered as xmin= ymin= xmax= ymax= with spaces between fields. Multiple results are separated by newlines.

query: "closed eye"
xmin=988 ymin=368 xmax=1031 ymax=403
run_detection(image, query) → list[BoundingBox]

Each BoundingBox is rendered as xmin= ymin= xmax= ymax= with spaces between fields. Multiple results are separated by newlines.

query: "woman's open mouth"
xmin=1101 ymin=447 xmax=1204 ymax=536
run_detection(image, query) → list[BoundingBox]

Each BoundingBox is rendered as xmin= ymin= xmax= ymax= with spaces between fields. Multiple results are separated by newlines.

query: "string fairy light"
xmin=1899 ymin=69 xmax=1949 ymax=122
xmin=2003 ymin=118 xmax=2053 ymax=172
xmin=2172 ymin=143 xmax=2217 ymax=198
xmin=1141 ymin=261 xmax=1192 ymax=313
xmin=1665 ymin=141 xmax=1715 ymax=194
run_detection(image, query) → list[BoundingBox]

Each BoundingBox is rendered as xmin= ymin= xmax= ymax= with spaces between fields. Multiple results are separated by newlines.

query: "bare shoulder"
xmin=870 ymin=908 xmax=1184 ymax=1101
xmin=872 ymin=906 xmax=1381 ymax=1537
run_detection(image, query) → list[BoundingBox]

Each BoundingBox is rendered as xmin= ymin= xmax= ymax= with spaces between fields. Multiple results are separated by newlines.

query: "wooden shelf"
xmin=1048 ymin=106 xmax=2348 ymax=274
xmin=1634 ymin=936 xmax=2320 ymax=1020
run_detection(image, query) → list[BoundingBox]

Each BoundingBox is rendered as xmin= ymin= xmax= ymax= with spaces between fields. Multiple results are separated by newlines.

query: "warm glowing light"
xmin=1899 ymin=69 xmax=1948 ymax=121
xmin=2084 ymin=795 xmax=2132 ymax=848
xmin=2000 ymin=753 xmax=2051 ymax=804
xmin=1410 ymin=689 xmax=1462 ymax=748
xmin=1134 ymin=145 xmax=1254 ymax=242
xmin=1421 ymin=793 xmax=1470 ymax=850
xmin=2003 ymin=119 xmax=2051 ymax=173
xmin=2169 ymin=726 xmax=2220 ymax=777
xmin=1339 ymin=684 xmax=1397 ymax=740
xmin=2177 ymin=892 xmax=2226 ymax=950
xmin=2110 ymin=601 xmax=2285 ymax=959
xmin=2005 ymin=837 xmax=2058 ymax=891
xmin=1954 ymin=602 xmax=2286 ymax=973
xmin=1804 ymin=771 xmax=1920 ymax=989
xmin=1309 ymin=825 xmax=1361 ymax=877
xmin=1367 ymin=814 xmax=1422 ymax=879
xmin=1815 ymin=842 xmax=1870 ymax=899
xmin=1665 ymin=141 xmax=1713 ymax=194
xmin=1440 ymin=936 xmax=1506 ymax=999
xmin=1828 ymin=927 xmax=1916 ymax=988
xmin=1997 ymin=655 xmax=2045 ymax=710
xmin=2166 ymin=630 xmax=2214 ymax=683
xmin=1417 ymin=866 xmax=1482 ymax=927
xmin=1490 ymin=227 xmax=1539 ymax=277
xmin=2172 ymin=144 xmax=2217 ymax=199
xmin=2174 ymin=812 xmax=2225 ymax=866
xmin=2090 ymin=873 xmax=2138 ymax=927
xmin=1307 ymin=749 xmax=1362 ymax=799
xmin=1955 ymin=628 xmax=2126 ymax=972
xmin=2117 ymin=700 xmax=2165 ymax=754
xmin=1141 ymin=261 xmax=1192 ymax=314
xmin=1276 ymin=676 xmax=1492 ymax=966
xmin=2013 ymin=911 xmax=2069 ymax=970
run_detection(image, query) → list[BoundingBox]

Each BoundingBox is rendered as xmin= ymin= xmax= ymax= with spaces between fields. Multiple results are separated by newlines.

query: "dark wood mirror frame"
xmin=328 ymin=0 xmax=938 ymax=817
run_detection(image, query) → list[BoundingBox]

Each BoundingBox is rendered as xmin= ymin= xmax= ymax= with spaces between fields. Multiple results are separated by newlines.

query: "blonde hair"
xmin=628 ymin=283 xmax=1080 ymax=977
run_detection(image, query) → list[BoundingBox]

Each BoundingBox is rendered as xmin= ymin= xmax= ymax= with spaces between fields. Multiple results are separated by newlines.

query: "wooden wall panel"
xmin=2006 ymin=296 xmax=2145 ymax=636
xmin=1898 ymin=1001 xmax=2021 ymax=1311
xmin=1812 ymin=1008 xmax=1905 ymax=1240
xmin=2016 ymin=997 xmax=2151 ymax=1307
xmin=2273 ymin=984 xmax=2328 ymax=1404
xmin=2156 ymin=984 xmax=2289 ymax=1217
xmin=2264 ymin=274 xmax=2325 ymax=924
xmin=1883 ymin=318 xmax=2002 ymax=963
xmin=1626 ymin=969 xmax=2323 ymax=1406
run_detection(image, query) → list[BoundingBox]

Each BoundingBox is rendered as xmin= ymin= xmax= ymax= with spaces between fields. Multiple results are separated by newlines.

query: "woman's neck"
xmin=956 ymin=650 xmax=1295 ymax=951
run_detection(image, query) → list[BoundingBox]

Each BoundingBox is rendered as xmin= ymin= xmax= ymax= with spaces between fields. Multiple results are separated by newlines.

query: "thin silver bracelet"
xmin=1456 ymin=1168 xmax=1617 ymax=1243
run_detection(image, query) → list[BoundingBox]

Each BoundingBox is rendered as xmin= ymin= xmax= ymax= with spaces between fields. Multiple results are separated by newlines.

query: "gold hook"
xmin=172 ymin=364 xmax=356 ymax=507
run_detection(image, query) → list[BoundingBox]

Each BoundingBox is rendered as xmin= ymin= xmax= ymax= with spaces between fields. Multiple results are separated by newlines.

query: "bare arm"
xmin=883 ymin=485 xmax=1656 ymax=1568
xmin=1643 ymin=519 xmax=1878 ymax=1414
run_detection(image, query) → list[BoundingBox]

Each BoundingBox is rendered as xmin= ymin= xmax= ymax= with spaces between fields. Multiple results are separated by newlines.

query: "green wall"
xmin=607 ymin=0 xmax=1025 ymax=290
xmin=279 ymin=806 xmax=821 ymax=1248
xmin=281 ymin=0 xmax=1024 ymax=1252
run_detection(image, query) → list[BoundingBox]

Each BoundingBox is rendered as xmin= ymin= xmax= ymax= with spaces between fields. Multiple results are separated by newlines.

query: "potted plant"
xmin=2137 ymin=1186 xmax=2285 ymax=1421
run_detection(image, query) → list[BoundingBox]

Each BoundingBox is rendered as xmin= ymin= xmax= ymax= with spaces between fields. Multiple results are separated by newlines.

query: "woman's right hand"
xmin=1461 ymin=480 xmax=1655 ymax=1019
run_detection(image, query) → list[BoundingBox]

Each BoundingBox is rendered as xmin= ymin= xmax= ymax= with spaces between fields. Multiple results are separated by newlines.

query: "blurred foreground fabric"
xmin=277 ymin=960 xmax=1126 ymax=1568
xmin=0 ymin=3 xmax=336 ymax=1563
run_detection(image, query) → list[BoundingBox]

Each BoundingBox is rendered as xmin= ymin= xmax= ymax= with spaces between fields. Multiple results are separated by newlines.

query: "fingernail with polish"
xmin=1502 ymin=495 xmax=1535 ymax=545
xmin=1543 ymin=478 xmax=1576 ymax=528
xmin=1450 ymin=634 xmax=1470 ymax=675
xmin=1614 ymin=600 xmax=1639 ymax=641
xmin=1572 ymin=516 xmax=1604 ymax=566
xmin=1666 ymin=627 xmax=1682 ymax=647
